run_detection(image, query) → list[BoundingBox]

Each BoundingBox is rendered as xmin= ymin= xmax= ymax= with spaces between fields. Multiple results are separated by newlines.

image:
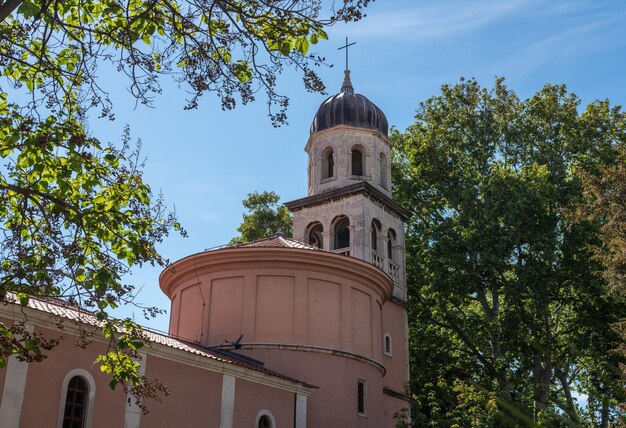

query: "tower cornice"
xmin=305 ymin=124 xmax=392 ymax=153
xmin=285 ymin=181 xmax=412 ymax=221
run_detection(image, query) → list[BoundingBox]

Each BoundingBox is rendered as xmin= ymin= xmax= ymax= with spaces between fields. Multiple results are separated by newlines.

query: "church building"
xmin=0 ymin=69 xmax=411 ymax=427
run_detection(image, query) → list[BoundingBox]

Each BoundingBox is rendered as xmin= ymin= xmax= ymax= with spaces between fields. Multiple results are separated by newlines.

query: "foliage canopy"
xmin=230 ymin=190 xmax=293 ymax=245
xmin=392 ymin=78 xmax=626 ymax=427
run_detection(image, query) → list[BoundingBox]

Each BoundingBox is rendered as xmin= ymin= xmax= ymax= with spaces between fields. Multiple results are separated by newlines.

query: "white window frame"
xmin=57 ymin=368 xmax=96 ymax=428
xmin=384 ymin=333 xmax=393 ymax=357
xmin=255 ymin=409 xmax=277 ymax=428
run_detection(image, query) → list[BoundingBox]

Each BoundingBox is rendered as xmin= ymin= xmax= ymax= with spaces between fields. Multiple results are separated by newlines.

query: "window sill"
xmin=320 ymin=176 xmax=337 ymax=184
xmin=357 ymin=412 xmax=368 ymax=418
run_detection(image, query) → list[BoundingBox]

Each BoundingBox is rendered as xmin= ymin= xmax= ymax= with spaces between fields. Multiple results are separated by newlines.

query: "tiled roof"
xmin=234 ymin=235 xmax=321 ymax=251
xmin=4 ymin=294 xmax=313 ymax=388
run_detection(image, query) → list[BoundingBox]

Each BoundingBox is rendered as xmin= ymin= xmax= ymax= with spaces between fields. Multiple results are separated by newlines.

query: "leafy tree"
xmin=1 ymin=0 xmax=369 ymax=410
xmin=0 ymin=0 xmax=370 ymax=125
xmin=0 ymin=106 xmax=181 ymax=410
xmin=392 ymin=78 xmax=626 ymax=426
xmin=576 ymin=140 xmax=626 ymax=416
xmin=230 ymin=191 xmax=292 ymax=245
xmin=576 ymin=141 xmax=626 ymax=294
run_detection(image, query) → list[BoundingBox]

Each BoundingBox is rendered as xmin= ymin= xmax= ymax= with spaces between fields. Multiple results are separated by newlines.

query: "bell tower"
xmin=285 ymin=70 xmax=410 ymax=300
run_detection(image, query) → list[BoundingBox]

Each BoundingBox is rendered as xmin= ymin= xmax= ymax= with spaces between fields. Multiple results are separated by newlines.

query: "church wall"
xmin=383 ymin=393 xmax=410 ymax=426
xmin=20 ymin=325 xmax=126 ymax=428
xmin=238 ymin=348 xmax=386 ymax=428
xmin=233 ymin=378 xmax=294 ymax=427
xmin=307 ymin=278 xmax=342 ymax=348
xmin=382 ymin=300 xmax=410 ymax=395
xmin=169 ymin=267 xmax=385 ymax=364
xmin=141 ymin=355 xmax=222 ymax=427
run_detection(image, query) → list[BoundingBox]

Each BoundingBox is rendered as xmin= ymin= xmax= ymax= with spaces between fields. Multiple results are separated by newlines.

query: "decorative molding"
xmin=222 ymin=343 xmax=386 ymax=376
xmin=382 ymin=387 xmax=412 ymax=402
xmin=254 ymin=409 xmax=276 ymax=428
xmin=305 ymin=124 xmax=393 ymax=152
xmin=389 ymin=295 xmax=409 ymax=309
xmin=284 ymin=181 xmax=412 ymax=220
xmin=159 ymin=247 xmax=393 ymax=303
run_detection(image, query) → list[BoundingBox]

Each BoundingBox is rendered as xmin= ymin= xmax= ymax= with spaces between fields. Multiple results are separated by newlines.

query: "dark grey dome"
xmin=310 ymin=71 xmax=388 ymax=136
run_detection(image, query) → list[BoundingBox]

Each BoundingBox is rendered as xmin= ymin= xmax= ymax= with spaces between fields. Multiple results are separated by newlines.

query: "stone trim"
xmin=382 ymin=387 xmax=412 ymax=402
xmin=284 ymin=181 xmax=412 ymax=220
xmin=389 ymin=295 xmax=409 ymax=309
xmin=56 ymin=368 xmax=97 ymax=428
xmin=224 ymin=343 xmax=387 ymax=376
xmin=305 ymin=124 xmax=392 ymax=152
xmin=160 ymin=247 xmax=393 ymax=303
xmin=0 ymin=322 xmax=33 ymax=428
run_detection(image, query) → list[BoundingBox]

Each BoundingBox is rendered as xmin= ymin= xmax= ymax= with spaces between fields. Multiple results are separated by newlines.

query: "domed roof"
xmin=310 ymin=70 xmax=388 ymax=136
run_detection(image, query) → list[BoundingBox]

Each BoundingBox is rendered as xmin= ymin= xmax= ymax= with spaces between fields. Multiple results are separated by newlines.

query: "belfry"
xmin=286 ymin=69 xmax=410 ymax=302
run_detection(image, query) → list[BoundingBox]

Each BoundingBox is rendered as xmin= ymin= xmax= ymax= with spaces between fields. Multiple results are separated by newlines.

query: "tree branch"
xmin=0 ymin=0 xmax=21 ymax=23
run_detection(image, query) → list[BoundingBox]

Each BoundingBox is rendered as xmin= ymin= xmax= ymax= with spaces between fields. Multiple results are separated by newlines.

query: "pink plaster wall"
xmin=382 ymin=300 xmax=409 ymax=394
xmin=307 ymin=278 xmax=341 ymax=347
xmin=141 ymin=354 xmax=222 ymax=427
xmin=239 ymin=348 xmax=386 ymax=427
xmin=233 ymin=378 xmax=294 ymax=427
xmin=20 ymin=325 xmax=127 ymax=428
xmin=169 ymin=268 xmax=385 ymax=364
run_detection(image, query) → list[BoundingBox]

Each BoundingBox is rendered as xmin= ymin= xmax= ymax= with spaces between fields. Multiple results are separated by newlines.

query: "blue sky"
xmin=95 ymin=0 xmax=626 ymax=331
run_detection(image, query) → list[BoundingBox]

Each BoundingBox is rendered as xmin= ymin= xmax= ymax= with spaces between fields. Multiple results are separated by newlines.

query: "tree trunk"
xmin=555 ymin=370 xmax=581 ymax=426
xmin=600 ymin=394 xmax=610 ymax=428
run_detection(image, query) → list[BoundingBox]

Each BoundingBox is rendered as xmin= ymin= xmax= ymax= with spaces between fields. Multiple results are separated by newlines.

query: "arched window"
xmin=322 ymin=148 xmax=334 ymax=179
xmin=384 ymin=333 xmax=392 ymax=356
xmin=351 ymin=148 xmax=363 ymax=176
xmin=62 ymin=376 xmax=88 ymax=428
xmin=256 ymin=410 xmax=276 ymax=428
xmin=258 ymin=415 xmax=271 ymax=428
xmin=57 ymin=369 xmax=95 ymax=428
xmin=334 ymin=217 xmax=350 ymax=250
xmin=379 ymin=152 xmax=388 ymax=188
xmin=387 ymin=229 xmax=396 ymax=260
xmin=307 ymin=223 xmax=324 ymax=249
xmin=371 ymin=219 xmax=381 ymax=252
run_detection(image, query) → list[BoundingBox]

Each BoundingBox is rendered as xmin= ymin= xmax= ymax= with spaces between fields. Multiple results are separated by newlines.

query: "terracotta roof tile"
xmin=234 ymin=235 xmax=321 ymax=251
xmin=5 ymin=294 xmax=313 ymax=388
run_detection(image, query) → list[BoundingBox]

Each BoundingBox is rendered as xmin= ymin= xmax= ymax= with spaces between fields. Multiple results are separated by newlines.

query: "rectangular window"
xmin=357 ymin=379 xmax=366 ymax=416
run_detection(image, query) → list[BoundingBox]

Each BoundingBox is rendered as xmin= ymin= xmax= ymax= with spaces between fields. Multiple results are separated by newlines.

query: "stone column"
xmin=295 ymin=393 xmax=308 ymax=428
xmin=124 ymin=352 xmax=148 ymax=428
xmin=0 ymin=323 xmax=33 ymax=428
xmin=220 ymin=375 xmax=236 ymax=428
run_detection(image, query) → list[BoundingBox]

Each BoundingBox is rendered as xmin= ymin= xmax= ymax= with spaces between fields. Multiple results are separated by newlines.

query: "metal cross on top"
xmin=337 ymin=37 xmax=356 ymax=71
